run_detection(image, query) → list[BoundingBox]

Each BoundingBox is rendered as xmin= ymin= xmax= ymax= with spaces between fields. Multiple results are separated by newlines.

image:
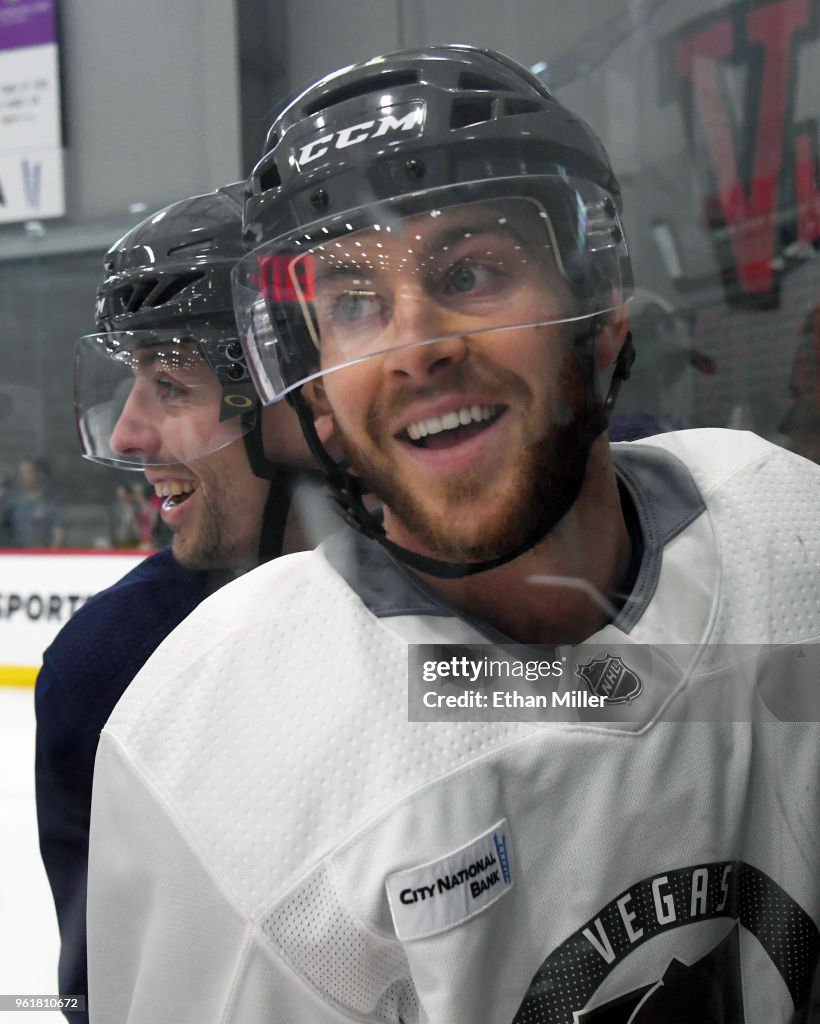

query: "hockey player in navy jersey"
xmin=36 ymin=185 xmax=327 ymax=1021
xmin=87 ymin=47 xmax=819 ymax=1022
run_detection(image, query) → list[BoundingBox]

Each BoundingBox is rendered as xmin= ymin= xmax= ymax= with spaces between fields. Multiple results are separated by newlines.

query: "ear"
xmin=594 ymin=302 xmax=630 ymax=372
xmin=302 ymin=378 xmax=335 ymax=447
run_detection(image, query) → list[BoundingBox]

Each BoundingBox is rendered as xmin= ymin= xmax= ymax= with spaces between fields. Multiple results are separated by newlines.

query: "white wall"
xmin=58 ymin=0 xmax=242 ymax=221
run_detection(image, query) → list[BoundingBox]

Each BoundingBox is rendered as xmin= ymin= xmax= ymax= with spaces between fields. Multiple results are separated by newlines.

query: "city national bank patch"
xmin=386 ymin=820 xmax=513 ymax=941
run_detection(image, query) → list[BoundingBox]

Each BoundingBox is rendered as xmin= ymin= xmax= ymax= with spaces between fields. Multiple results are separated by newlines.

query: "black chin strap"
xmin=605 ymin=330 xmax=635 ymax=414
xmin=291 ymin=328 xmax=635 ymax=580
xmin=241 ymin=414 xmax=300 ymax=564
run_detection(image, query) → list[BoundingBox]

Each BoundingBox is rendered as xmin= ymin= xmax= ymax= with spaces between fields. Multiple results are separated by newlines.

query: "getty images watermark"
xmin=407 ymin=643 xmax=820 ymax=724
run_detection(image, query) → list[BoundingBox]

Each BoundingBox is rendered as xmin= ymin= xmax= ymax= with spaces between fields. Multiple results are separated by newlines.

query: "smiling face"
xmin=106 ymin=342 xmax=308 ymax=570
xmin=305 ymin=199 xmax=619 ymax=563
xmin=142 ymin=438 xmax=271 ymax=571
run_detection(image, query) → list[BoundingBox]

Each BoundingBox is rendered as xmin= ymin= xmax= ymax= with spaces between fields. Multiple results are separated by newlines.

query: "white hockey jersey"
xmin=87 ymin=430 xmax=820 ymax=1023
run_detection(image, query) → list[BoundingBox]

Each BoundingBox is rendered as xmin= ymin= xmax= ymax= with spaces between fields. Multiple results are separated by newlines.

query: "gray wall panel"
xmin=58 ymin=0 xmax=241 ymax=221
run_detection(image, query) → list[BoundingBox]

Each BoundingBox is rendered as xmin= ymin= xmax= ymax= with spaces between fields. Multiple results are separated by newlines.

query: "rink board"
xmin=0 ymin=550 xmax=149 ymax=686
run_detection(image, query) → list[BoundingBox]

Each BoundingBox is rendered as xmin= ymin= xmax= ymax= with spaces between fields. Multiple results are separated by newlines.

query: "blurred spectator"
xmin=109 ymin=484 xmax=141 ymax=548
xmin=1 ymin=456 xmax=64 ymax=548
xmin=0 ymin=474 xmax=12 ymax=546
xmin=780 ymin=303 xmax=820 ymax=463
xmin=110 ymin=482 xmax=164 ymax=550
xmin=130 ymin=482 xmax=157 ymax=549
xmin=148 ymin=489 xmax=172 ymax=548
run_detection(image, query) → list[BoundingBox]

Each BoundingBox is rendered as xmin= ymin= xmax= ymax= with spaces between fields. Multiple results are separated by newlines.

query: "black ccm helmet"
xmin=75 ymin=185 xmax=295 ymax=561
xmin=76 ymin=184 xmax=256 ymax=469
xmin=235 ymin=46 xmax=634 ymax=577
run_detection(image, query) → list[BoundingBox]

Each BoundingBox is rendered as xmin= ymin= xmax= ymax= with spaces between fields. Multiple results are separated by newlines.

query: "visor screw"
xmin=404 ymin=159 xmax=425 ymax=181
xmin=603 ymin=197 xmax=616 ymax=219
xmin=310 ymin=189 xmax=329 ymax=211
xmin=611 ymin=225 xmax=623 ymax=243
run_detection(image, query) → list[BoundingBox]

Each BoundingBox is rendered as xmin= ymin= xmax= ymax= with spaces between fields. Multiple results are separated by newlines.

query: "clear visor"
xmin=74 ymin=330 xmax=257 ymax=468
xmin=234 ymin=182 xmax=631 ymax=402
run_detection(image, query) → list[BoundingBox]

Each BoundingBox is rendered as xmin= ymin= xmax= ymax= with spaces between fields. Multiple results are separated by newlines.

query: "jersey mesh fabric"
xmin=261 ymin=864 xmax=418 ymax=1022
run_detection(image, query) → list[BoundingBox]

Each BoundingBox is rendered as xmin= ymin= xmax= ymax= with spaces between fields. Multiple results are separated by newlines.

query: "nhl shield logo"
xmin=575 ymin=655 xmax=642 ymax=704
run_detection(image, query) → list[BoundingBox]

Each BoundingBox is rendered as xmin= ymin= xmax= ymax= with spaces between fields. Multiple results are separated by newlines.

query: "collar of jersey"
xmin=321 ymin=442 xmax=706 ymax=642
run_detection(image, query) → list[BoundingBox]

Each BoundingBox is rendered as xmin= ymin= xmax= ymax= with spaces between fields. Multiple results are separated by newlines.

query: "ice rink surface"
xmin=1 ymin=687 xmax=65 ymax=1022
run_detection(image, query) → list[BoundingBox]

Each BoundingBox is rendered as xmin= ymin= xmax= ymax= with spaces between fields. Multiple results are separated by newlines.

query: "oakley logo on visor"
xmin=293 ymin=101 xmax=426 ymax=169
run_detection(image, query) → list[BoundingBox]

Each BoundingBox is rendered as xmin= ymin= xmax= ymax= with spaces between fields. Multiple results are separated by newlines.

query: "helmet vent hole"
xmin=221 ymin=362 xmax=248 ymax=382
xmin=112 ymin=285 xmax=133 ymax=313
xmin=503 ymin=98 xmax=541 ymax=116
xmin=259 ymin=163 xmax=281 ymax=192
xmin=123 ymin=281 xmax=157 ymax=313
xmin=145 ymin=271 xmax=205 ymax=308
xmin=458 ymin=72 xmax=510 ymax=92
xmin=303 ymin=70 xmax=418 ymax=116
xmin=450 ymin=98 xmax=494 ymax=130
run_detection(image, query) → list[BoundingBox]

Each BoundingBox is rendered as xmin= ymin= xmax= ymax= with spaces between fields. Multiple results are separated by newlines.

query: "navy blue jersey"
xmin=34 ymin=548 xmax=227 ymax=1022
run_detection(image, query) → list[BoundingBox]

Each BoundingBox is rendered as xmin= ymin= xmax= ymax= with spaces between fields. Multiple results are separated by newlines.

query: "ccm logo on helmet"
xmin=294 ymin=102 xmax=426 ymax=169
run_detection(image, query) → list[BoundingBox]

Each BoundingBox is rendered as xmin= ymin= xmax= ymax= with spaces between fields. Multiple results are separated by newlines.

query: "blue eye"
xmin=441 ymin=261 xmax=501 ymax=299
xmin=446 ymin=265 xmax=479 ymax=293
xmin=335 ymin=290 xmax=379 ymax=322
xmin=156 ymin=378 xmax=187 ymax=401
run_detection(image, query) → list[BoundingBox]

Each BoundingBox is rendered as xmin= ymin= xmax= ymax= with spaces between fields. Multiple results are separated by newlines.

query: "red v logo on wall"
xmin=670 ymin=0 xmax=819 ymax=307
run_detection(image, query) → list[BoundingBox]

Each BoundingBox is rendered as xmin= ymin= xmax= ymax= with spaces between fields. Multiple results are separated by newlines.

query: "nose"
xmin=381 ymin=285 xmax=469 ymax=381
xmin=109 ymin=382 xmax=163 ymax=462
